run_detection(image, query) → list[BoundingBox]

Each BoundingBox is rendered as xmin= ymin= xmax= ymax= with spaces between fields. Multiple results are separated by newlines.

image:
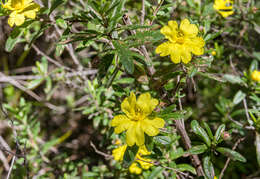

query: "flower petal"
xmin=180 ymin=18 xmax=198 ymax=37
xmin=111 ymin=115 xmax=131 ymax=134
xmin=8 ymin=11 xmax=25 ymax=27
xmin=129 ymin=162 xmax=142 ymax=174
xmin=121 ymin=92 xmax=136 ymax=119
xmin=141 ymin=119 xmax=159 ymax=136
xmin=155 ymin=41 xmax=174 ymax=57
xmin=112 ymin=145 xmax=127 ymax=161
xmin=180 ymin=47 xmax=192 ymax=64
xmin=135 ymin=122 xmax=145 ymax=146
xmin=170 ymin=44 xmax=181 ymax=63
xmin=136 ymin=93 xmax=158 ymax=116
xmin=126 ymin=123 xmax=136 ymax=146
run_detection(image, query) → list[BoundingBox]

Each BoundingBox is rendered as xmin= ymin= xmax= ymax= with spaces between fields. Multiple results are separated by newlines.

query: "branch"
xmin=90 ymin=141 xmax=112 ymax=160
xmin=219 ymin=137 xmax=245 ymax=179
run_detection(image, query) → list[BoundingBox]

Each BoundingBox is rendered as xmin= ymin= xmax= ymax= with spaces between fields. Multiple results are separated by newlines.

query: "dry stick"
xmin=0 ymin=72 xmax=65 ymax=113
xmin=150 ymin=0 xmax=164 ymax=26
xmin=32 ymin=44 xmax=72 ymax=71
xmin=6 ymin=156 xmax=16 ymax=179
xmin=122 ymin=14 xmax=155 ymax=76
xmin=141 ymin=0 xmax=145 ymax=25
xmin=90 ymin=141 xmax=112 ymax=160
xmin=174 ymin=77 xmax=204 ymax=177
xmin=219 ymin=137 xmax=245 ymax=179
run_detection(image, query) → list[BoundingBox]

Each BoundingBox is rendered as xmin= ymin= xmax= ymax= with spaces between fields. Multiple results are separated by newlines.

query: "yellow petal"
xmin=129 ymin=162 xmax=142 ymax=174
xmin=138 ymin=145 xmax=151 ymax=156
xmin=141 ymin=119 xmax=159 ymax=136
xmin=8 ymin=11 xmax=25 ymax=26
xmin=170 ymin=44 xmax=181 ymax=63
xmin=137 ymin=156 xmax=153 ymax=170
xmin=111 ymin=115 xmax=131 ymax=134
xmin=112 ymin=145 xmax=127 ymax=161
xmin=180 ymin=18 xmax=198 ymax=37
xmin=126 ymin=123 xmax=136 ymax=146
xmin=136 ymin=92 xmax=158 ymax=116
xmin=155 ymin=41 xmax=175 ymax=57
xmin=149 ymin=117 xmax=165 ymax=128
xmin=121 ymin=92 xmax=136 ymax=118
xmin=135 ymin=122 xmax=145 ymax=146
xmin=180 ymin=48 xmax=192 ymax=64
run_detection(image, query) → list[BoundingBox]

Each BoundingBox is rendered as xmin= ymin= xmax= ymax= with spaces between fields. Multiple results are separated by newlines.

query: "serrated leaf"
xmin=233 ymin=91 xmax=246 ymax=105
xmin=154 ymin=136 xmax=171 ymax=145
xmin=191 ymin=120 xmax=211 ymax=147
xmin=113 ymin=41 xmax=134 ymax=74
xmin=176 ymin=164 xmax=196 ymax=175
xmin=214 ymin=124 xmax=225 ymax=143
xmin=203 ymin=156 xmax=215 ymax=179
xmin=186 ymin=144 xmax=208 ymax=155
xmin=216 ymin=147 xmax=246 ymax=162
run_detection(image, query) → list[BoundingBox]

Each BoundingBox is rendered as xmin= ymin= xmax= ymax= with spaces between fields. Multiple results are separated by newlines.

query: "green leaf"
xmin=214 ymin=124 xmax=225 ymax=143
xmin=233 ymin=91 xmax=246 ymax=105
xmin=191 ymin=120 xmax=211 ymax=147
xmin=113 ymin=41 xmax=134 ymax=74
xmin=154 ymin=136 xmax=171 ymax=145
xmin=27 ymin=78 xmax=44 ymax=89
xmin=186 ymin=144 xmax=208 ymax=155
xmin=5 ymin=28 xmax=25 ymax=52
xmin=223 ymin=74 xmax=243 ymax=84
xmin=123 ymin=145 xmax=138 ymax=168
xmin=148 ymin=166 xmax=164 ymax=179
xmin=216 ymin=147 xmax=246 ymax=162
xmin=98 ymin=54 xmax=114 ymax=80
xmin=203 ymin=156 xmax=215 ymax=179
xmin=256 ymin=132 xmax=260 ymax=167
xmin=176 ymin=164 xmax=196 ymax=175
xmin=253 ymin=52 xmax=260 ymax=61
xmin=170 ymin=147 xmax=184 ymax=160
xmin=202 ymin=121 xmax=214 ymax=140
xmin=158 ymin=110 xmax=186 ymax=120
xmin=48 ymin=0 xmax=65 ymax=15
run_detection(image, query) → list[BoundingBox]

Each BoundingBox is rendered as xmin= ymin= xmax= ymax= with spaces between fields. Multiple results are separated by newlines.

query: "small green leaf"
xmin=48 ymin=0 xmax=65 ymax=15
xmin=216 ymin=147 xmax=246 ymax=162
xmin=186 ymin=144 xmax=208 ymax=155
xmin=148 ymin=166 xmax=164 ymax=179
xmin=191 ymin=120 xmax=211 ymax=147
xmin=154 ymin=136 xmax=171 ymax=145
xmin=203 ymin=156 xmax=215 ymax=179
xmin=233 ymin=91 xmax=246 ymax=105
xmin=214 ymin=124 xmax=225 ymax=143
xmin=223 ymin=74 xmax=243 ymax=84
xmin=27 ymin=78 xmax=44 ymax=89
xmin=123 ymin=145 xmax=138 ymax=168
xmin=5 ymin=28 xmax=25 ymax=52
xmin=176 ymin=164 xmax=196 ymax=175
xmin=202 ymin=121 xmax=214 ymax=140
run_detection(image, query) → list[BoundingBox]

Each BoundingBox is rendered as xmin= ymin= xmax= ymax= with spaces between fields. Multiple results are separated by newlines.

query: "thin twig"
xmin=150 ymin=0 xmax=164 ymax=26
xmin=219 ymin=137 xmax=245 ymax=179
xmin=6 ymin=156 xmax=16 ymax=179
xmin=90 ymin=141 xmax=112 ymax=160
xmin=141 ymin=0 xmax=145 ymax=25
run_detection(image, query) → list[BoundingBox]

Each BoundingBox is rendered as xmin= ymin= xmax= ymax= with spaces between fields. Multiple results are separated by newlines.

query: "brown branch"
xmin=90 ymin=141 xmax=112 ymax=160
xmin=219 ymin=137 xmax=245 ymax=179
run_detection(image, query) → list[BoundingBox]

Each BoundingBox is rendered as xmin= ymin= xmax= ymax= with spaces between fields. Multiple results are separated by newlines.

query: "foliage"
xmin=0 ymin=0 xmax=259 ymax=178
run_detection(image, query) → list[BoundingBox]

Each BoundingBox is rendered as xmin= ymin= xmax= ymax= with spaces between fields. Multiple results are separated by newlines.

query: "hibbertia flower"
xmin=251 ymin=70 xmax=260 ymax=82
xmin=213 ymin=0 xmax=234 ymax=18
xmin=155 ymin=19 xmax=205 ymax=64
xmin=2 ymin=0 xmax=40 ymax=27
xmin=111 ymin=92 xmax=165 ymax=146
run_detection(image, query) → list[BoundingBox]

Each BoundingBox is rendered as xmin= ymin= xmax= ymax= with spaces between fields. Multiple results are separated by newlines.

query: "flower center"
xmin=12 ymin=0 xmax=24 ymax=10
xmin=176 ymin=31 xmax=185 ymax=44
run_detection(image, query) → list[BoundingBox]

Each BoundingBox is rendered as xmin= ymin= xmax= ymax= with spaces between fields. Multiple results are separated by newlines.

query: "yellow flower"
xmin=112 ymin=145 xmax=153 ymax=174
xmin=112 ymin=144 xmax=127 ymax=161
xmin=213 ymin=0 xmax=234 ymax=18
xmin=2 ymin=0 xmax=40 ymax=27
xmin=211 ymin=51 xmax=216 ymax=56
xmin=111 ymin=92 xmax=165 ymax=146
xmin=155 ymin=19 xmax=205 ymax=64
xmin=251 ymin=70 xmax=260 ymax=82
